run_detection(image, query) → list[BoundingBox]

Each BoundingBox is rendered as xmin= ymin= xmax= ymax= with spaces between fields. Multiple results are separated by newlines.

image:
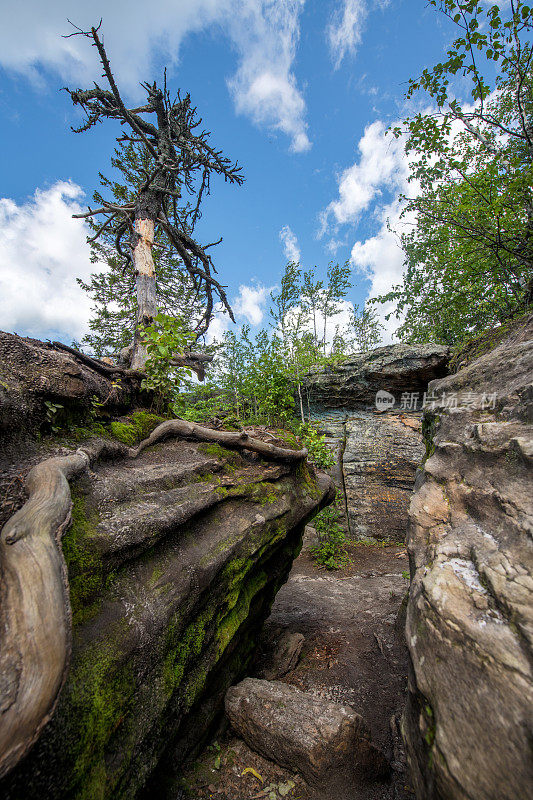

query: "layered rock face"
xmin=302 ymin=343 xmax=450 ymax=411
xmin=302 ymin=344 xmax=449 ymax=542
xmin=0 ymin=416 xmax=332 ymax=798
xmin=404 ymin=315 xmax=533 ymax=800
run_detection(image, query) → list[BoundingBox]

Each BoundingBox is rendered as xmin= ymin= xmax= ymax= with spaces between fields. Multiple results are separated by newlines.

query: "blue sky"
xmin=0 ymin=0 xmax=459 ymax=346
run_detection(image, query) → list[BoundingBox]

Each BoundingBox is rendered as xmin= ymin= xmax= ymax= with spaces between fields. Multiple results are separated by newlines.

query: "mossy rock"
xmin=108 ymin=410 xmax=167 ymax=446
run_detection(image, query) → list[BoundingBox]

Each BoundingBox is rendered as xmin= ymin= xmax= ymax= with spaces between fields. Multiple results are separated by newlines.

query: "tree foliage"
xmin=378 ymin=0 xmax=533 ymax=345
xmin=174 ymin=261 xmax=383 ymax=428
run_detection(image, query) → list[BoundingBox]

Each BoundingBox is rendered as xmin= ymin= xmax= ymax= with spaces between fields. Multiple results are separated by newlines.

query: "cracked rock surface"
xmin=303 ymin=343 xmax=450 ymax=543
xmin=404 ymin=313 xmax=533 ymax=800
xmin=0 ymin=432 xmax=333 ymax=800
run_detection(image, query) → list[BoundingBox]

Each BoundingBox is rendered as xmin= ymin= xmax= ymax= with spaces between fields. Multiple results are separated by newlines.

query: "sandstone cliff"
xmin=404 ymin=314 xmax=533 ymax=800
xmin=302 ymin=344 xmax=450 ymax=542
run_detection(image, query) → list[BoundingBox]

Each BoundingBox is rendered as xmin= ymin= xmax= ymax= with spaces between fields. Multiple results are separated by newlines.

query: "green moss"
xmin=216 ymin=569 xmax=268 ymax=657
xmin=163 ymin=607 xmax=214 ymax=696
xmin=70 ymin=422 xmax=108 ymax=441
xmin=295 ymin=460 xmax=321 ymax=500
xmin=197 ymin=442 xmax=243 ymax=465
xmin=422 ymin=413 xmax=440 ymax=463
xmin=148 ymin=565 xmax=164 ymax=587
xmin=62 ymin=491 xmax=103 ymax=624
xmin=182 ymin=664 xmax=209 ymax=711
xmin=108 ymin=411 xmax=166 ymax=446
xmin=64 ymin=636 xmax=135 ymax=797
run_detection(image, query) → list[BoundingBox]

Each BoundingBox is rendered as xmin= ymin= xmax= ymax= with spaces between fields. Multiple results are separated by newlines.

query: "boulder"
xmin=302 ymin=525 xmax=318 ymax=549
xmin=404 ymin=313 xmax=533 ymax=800
xmin=225 ymin=677 xmax=389 ymax=785
xmin=255 ymin=629 xmax=305 ymax=680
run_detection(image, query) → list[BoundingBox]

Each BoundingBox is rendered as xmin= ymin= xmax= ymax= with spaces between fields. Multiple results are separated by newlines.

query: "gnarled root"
xmin=0 ymin=440 xmax=124 ymax=779
xmin=127 ymin=418 xmax=308 ymax=461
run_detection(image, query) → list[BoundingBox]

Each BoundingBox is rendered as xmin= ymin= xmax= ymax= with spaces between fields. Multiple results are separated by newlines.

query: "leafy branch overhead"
xmin=64 ymin=21 xmax=244 ymax=368
xmin=380 ymin=0 xmax=533 ymax=345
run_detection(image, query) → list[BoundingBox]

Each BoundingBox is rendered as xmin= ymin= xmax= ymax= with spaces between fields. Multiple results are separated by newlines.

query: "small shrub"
xmin=141 ymin=314 xmax=195 ymax=411
xmin=310 ymin=499 xmax=349 ymax=570
xmin=297 ymin=423 xmax=336 ymax=470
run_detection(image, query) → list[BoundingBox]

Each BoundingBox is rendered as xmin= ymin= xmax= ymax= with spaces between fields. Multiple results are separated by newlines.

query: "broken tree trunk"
xmin=130 ymin=209 xmax=158 ymax=371
xmin=0 ymin=423 xmax=307 ymax=778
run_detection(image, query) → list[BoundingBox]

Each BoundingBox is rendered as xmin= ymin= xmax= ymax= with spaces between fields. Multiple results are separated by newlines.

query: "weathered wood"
xmin=0 ymin=441 xmax=125 ymax=779
xmin=128 ymin=419 xmax=308 ymax=462
xmin=131 ymin=217 xmax=158 ymax=371
xmin=0 ymin=451 xmax=88 ymax=778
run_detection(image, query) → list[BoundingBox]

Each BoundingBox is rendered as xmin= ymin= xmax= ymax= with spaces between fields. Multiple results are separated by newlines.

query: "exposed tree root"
xmin=0 ymin=422 xmax=305 ymax=777
xmin=0 ymin=440 xmax=124 ymax=779
xmin=51 ymin=340 xmax=213 ymax=381
xmin=127 ymin=418 xmax=308 ymax=461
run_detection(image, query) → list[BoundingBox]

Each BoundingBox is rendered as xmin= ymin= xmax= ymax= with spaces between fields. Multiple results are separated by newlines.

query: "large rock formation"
xmin=0 ymin=335 xmax=334 ymax=800
xmin=0 ymin=332 xmax=144 ymax=443
xmin=301 ymin=343 xmax=450 ymax=410
xmin=403 ymin=314 xmax=533 ymax=800
xmin=302 ymin=344 xmax=450 ymax=542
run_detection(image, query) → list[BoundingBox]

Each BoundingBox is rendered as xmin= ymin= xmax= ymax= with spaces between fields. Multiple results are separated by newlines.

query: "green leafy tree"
xmin=317 ymin=262 xmax=352 ymax=354
xmin=379 ymin=0 xmax=533 ymax=344
xmin=301 ymin=269 xmax=324 ymax=351
xmin=348 ymin=303 xmax=384 ymax=352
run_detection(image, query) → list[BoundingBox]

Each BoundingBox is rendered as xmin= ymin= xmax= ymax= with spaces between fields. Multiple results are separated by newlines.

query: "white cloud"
xmin=206 ymin=309 xmax=233 ymax=345
xmin=350 ymin=199 xmax=408 ymax=343
xmin=0 ymin=0 xmax=309 ymax=153
xmin=320 ymin=120 xmax=411 ymax=342
xmin=327 ymin=0 xmax=367 ymax=69
xmin=0 ymin=181 xmax=103 ymax=341
xmin=279 ymin=225 xmax=301 ymax=263
xmin=320 ymin=120 xmax=408 ymax=233
xmin=228 ymin=1 xmax=310 ymax=152
xmin=233 ymin=283 xmax=271 ymax=325
xmin=327 ymin=0 xmax=390 ymax=69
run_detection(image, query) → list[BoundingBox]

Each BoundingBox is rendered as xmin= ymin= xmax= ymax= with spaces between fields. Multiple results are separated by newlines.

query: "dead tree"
xmin=65 ymin=22 xmax=243 ymax=370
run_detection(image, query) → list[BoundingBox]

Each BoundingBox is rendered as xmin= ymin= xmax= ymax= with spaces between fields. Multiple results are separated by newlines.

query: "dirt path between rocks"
xmin=181 ymin=543 xmax=414 ymax=800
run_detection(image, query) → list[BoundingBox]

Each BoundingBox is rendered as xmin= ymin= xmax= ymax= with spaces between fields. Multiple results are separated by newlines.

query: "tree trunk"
xmin=130 ymin=208 xmax=158 ymax=370
xmin=297 ymin=381 xmax=305 ymax=424
xmin=130 ymin=217 xmax=157 ymax=370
